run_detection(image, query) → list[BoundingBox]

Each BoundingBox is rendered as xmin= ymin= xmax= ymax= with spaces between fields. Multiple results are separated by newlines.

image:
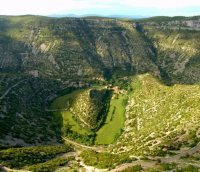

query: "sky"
xmin=0 ymin=0 xmax=200 ymax=17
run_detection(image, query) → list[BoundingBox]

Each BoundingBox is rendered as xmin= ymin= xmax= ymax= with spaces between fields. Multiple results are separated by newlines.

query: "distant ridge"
xmin=48 ymin=14 xmax=149 ymax=19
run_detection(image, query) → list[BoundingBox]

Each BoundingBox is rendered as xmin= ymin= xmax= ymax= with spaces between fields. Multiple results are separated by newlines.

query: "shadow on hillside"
xmin=1 ymin=16 xmax=200 ymax=148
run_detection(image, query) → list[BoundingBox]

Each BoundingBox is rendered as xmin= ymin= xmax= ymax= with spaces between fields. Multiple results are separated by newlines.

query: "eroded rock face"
xmin=142 ymin=18 xmax=200 ymax=84
xmin=70 ymin=89 xmax=111 ymax=129
xmin=1 ymin=16 xmax=199 ymax=85
xmin=0 ymin=16 xmax=159 ymax=82
xmin=0 ymin=15 xmax=200 ymax=146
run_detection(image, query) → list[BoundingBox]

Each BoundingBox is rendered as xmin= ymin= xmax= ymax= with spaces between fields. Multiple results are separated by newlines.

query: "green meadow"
xmin=50 ymin=88 xmax=127 ymax=145
xmin=50 ymin=89 xmax=91 ymax=135
xmin=95 ymin=94 xmax=127 ymax=144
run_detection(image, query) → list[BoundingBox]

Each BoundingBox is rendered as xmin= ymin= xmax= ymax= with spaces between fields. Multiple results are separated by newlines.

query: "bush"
xmin=25 ymin=157 xmax=69 ymax=172
xmin=121 ymin=165 xmax=143 ymax=172
xmin=81 ymin=150 xmax=131 ymax=169
xmin=0 ymin=145 xmax=72 ymax=168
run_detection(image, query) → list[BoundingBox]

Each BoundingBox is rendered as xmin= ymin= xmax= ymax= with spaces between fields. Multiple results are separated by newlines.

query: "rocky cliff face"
xmin=142 ymin=17 xmax=200 ymax=84
xmin=0 ymin=16 xmax=159 ymax=81
xmin=0 ymin=15 xmax=199 ymax=146
xmin=1 ymin=16 xmax=199 ymax=84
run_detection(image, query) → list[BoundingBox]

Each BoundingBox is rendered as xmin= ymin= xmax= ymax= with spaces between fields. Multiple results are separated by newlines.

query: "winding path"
xmin=111 ymin=142 xmax=200 ymax=171
xmin=62 ymin=135 xmax=200 ymax=171
xmin=45 ymin=108 xmax=68 ymax=112
xmin=0 ymin=79 xmax=26 ymax=100
xmin=161 ymin=142 xmax=200 ymax=163
xmin=110 ymin=161 xmax=157 ymax=172
xmin=1 ymin=142 xmax=200 ymax=172
xmin=62 ymin=137 xmax=106 ymax=153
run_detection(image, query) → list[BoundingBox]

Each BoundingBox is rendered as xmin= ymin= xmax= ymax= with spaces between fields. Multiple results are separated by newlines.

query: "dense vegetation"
xmin=50 ymin=89 xmax=94 ymax=144
xmin=70 ymin=88 xmax=111 ymax=129
xmin=0 ymin=75 xmax=63 ymax=146
xmin=81 ymin=150 xmax=132 ymax=169
xmin=1 ymin=15 xmax=200 ymax=146
xmin=0 ymin=15 xmax=200 ymax=171
xmin=25 ymin=157 xmax=74 ymax=172
xmin=51 ymin=88 xmax=126 ymax=145
xmin=120 ymin=165 xmax=143 ymax=172
xmin=0 ymin=145 xmax=73 ymax=168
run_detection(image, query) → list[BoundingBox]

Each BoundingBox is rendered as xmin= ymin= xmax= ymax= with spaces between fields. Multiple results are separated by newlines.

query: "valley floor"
xmin=1 ymin=74 xmax=200 ymax=171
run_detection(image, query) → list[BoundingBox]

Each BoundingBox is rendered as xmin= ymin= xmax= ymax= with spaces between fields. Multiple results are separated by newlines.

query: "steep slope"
xmin=0 ymin=15 xmax=200 ymax=148
xmin=70 ymin=89 xmax=110 ymax=129
xmin=0 ymin=16 xmax=159 ymax=80
xmin=110 ymin=74 xmax=200 ymax=156
xmin=0 ymin=75 xmax=62 ymax=146
xmin=140 ymin=16 xmax=200 ymax=84
xmin=0 ymin=15 xmax=159 ymax=146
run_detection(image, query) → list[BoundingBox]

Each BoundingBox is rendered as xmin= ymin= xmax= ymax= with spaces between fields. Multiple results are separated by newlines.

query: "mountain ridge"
xmin=0 ymin=15 xmax=200 ymax=171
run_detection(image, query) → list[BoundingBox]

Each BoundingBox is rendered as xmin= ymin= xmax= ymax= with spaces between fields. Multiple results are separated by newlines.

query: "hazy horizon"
xmin=0 ymin=0 xmax=200 ymax=17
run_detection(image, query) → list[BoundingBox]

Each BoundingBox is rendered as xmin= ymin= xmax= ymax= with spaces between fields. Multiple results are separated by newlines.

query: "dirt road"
xmin=62 ymin=137 xmax=106 ymax=152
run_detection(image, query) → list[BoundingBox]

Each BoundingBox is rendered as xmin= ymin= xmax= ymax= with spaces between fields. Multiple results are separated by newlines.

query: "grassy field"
xmin=50 ymin=89 xmax=84 ymax=110
xmin=50 ymin=89 xmax=91 ymax=135
xmin=54 ymin=111 xmax=90 ymax=135
xmin=51 ymin=87 xmax=127 ymax=145
xmin=95 ymin=94 xmax=127 ymax=144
